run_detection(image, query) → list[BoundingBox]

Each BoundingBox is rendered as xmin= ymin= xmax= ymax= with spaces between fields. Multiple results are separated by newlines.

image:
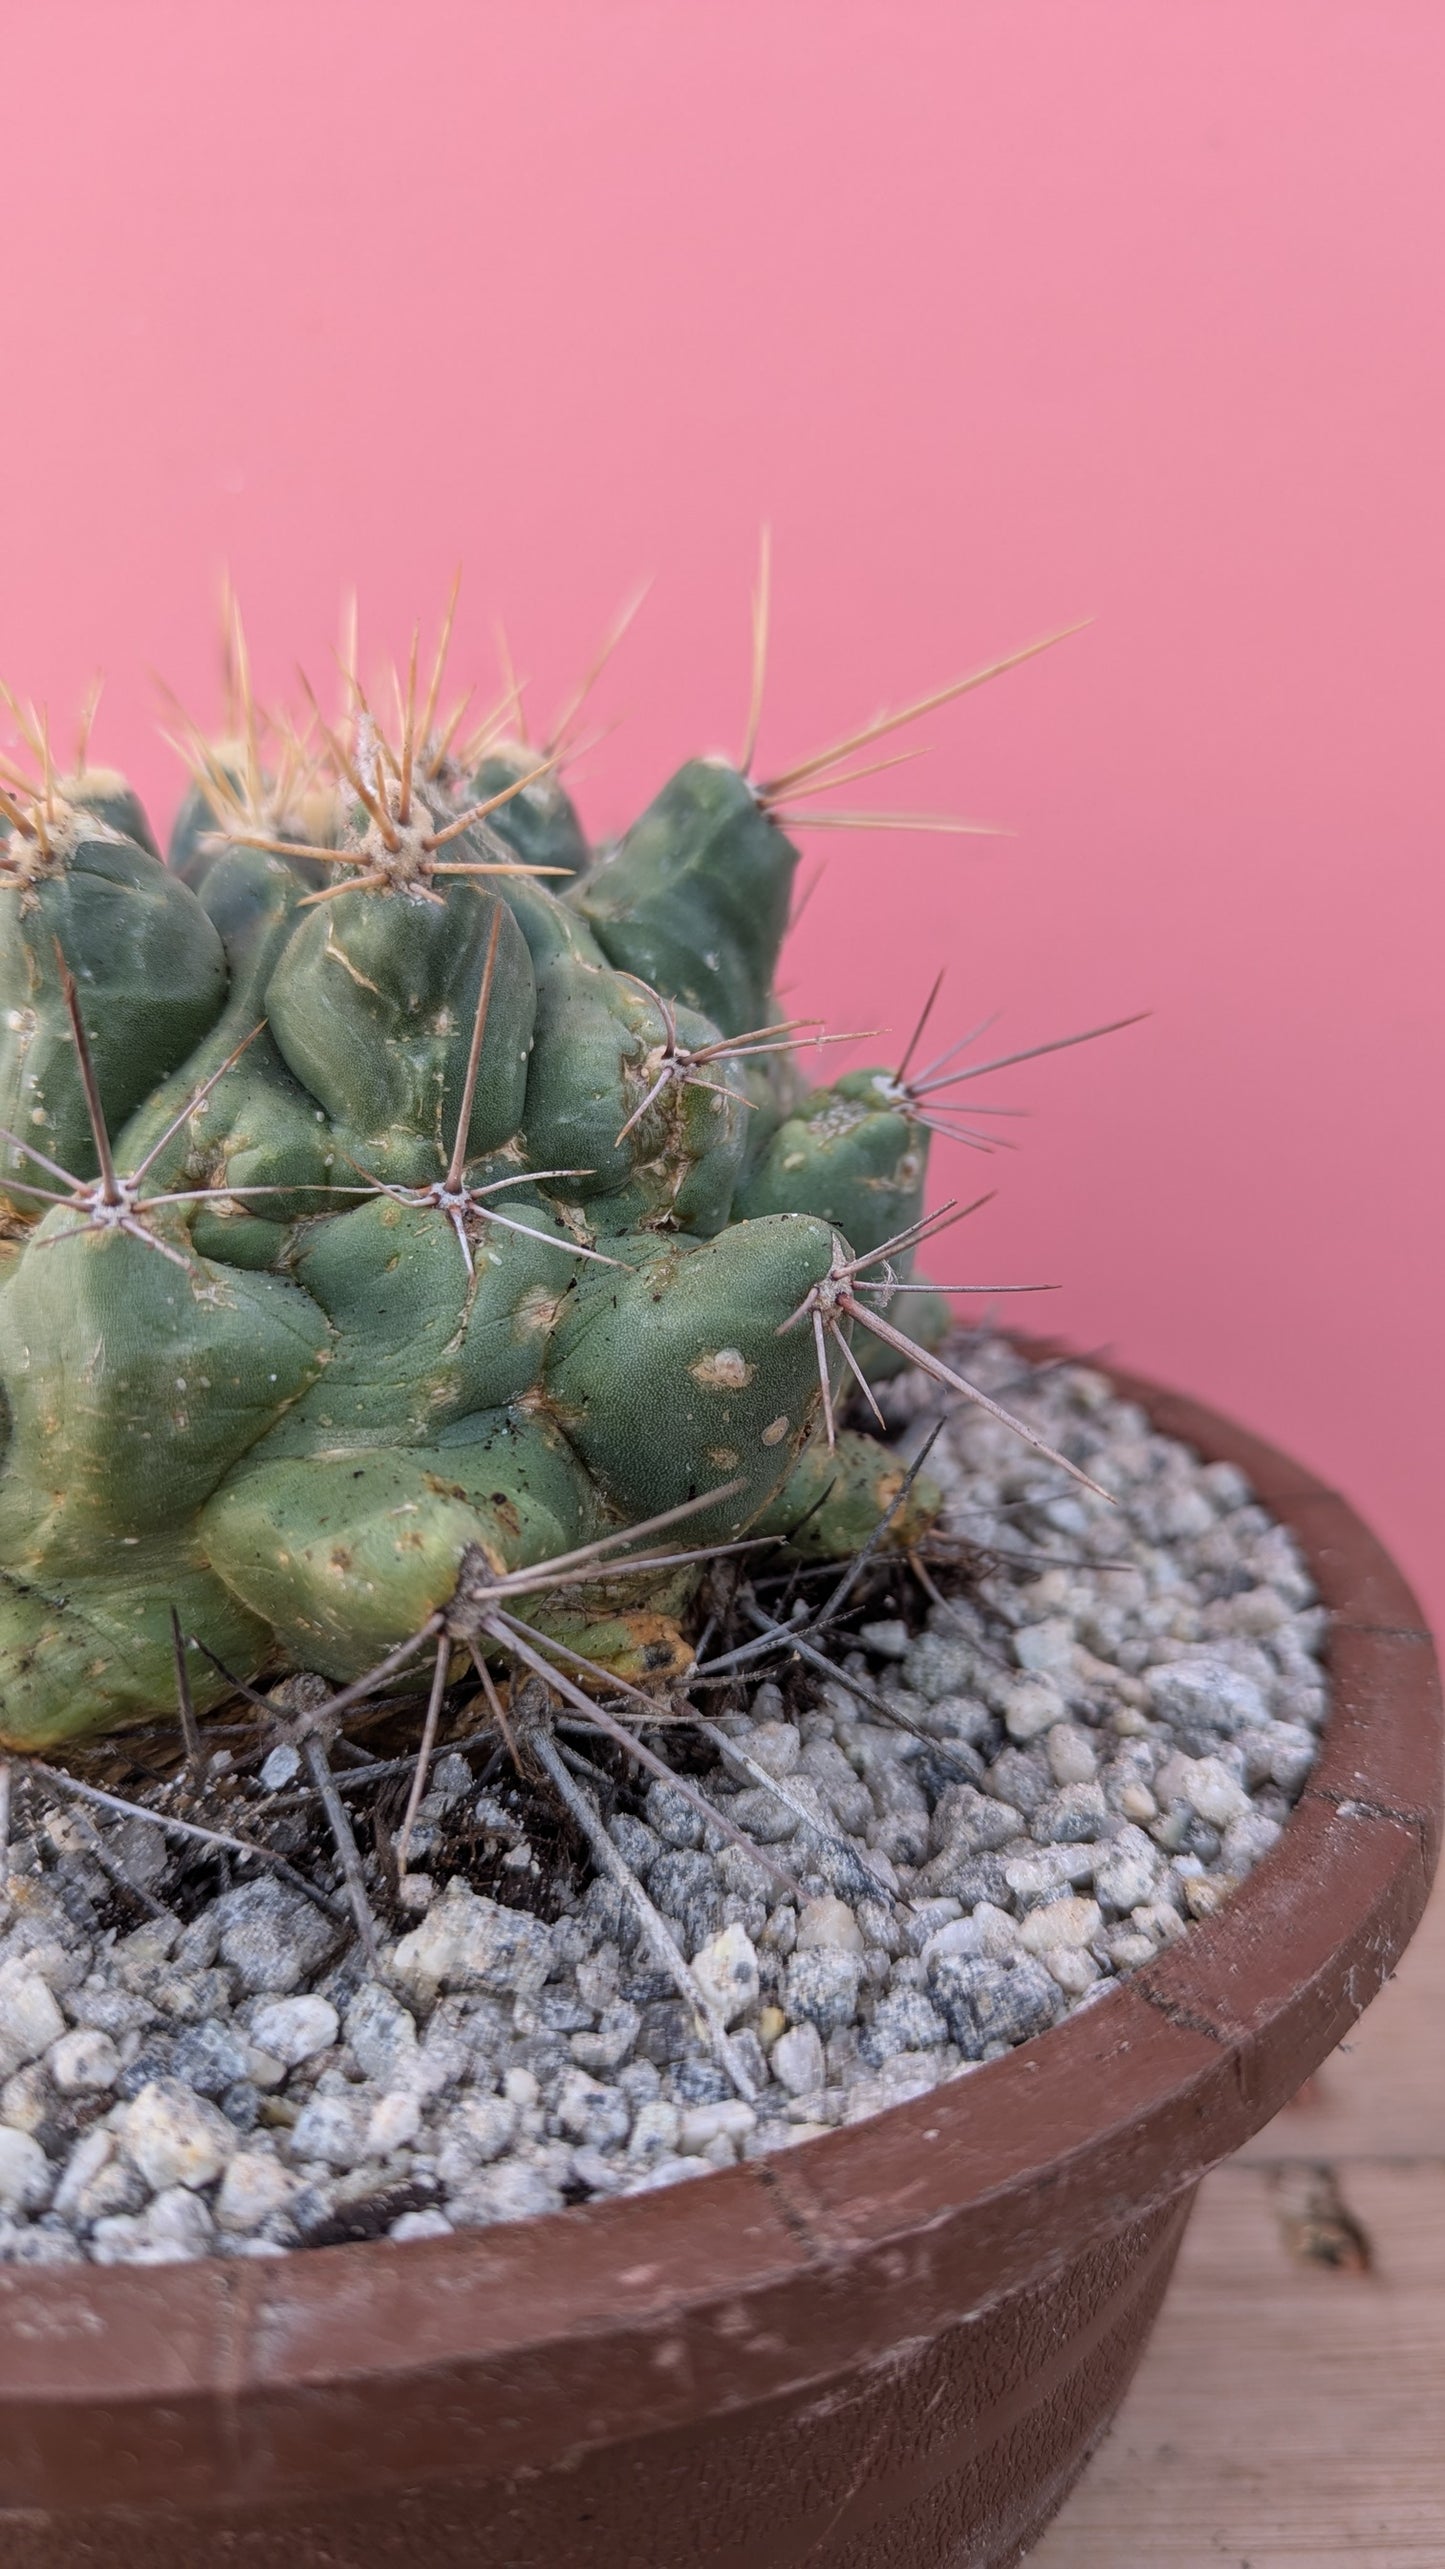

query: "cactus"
xmin=0 ymin=604 xmax=1102 ymax=1754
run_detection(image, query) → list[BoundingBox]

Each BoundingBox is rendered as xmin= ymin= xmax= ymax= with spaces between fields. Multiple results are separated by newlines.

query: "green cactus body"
xmin=470 ymin=743 xmax=592 ymax=885
xmin=0 ymin=729 xmax=945 ymax=1750
xmin=573 ymin=758 xmax=795 ymax=1038
xmin=735 ymin=1068 xmax=949 ymax=1374
xmin=61 ymin=769 xmax=163 ymax=861
xmin=0 ymin=825 xmax=228 ymax=1210
xmin=265 ymin=879 xmax=536 ymax=1186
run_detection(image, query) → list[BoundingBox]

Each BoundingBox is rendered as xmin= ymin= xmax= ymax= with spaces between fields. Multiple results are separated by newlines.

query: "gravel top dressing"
xmin=0 ymin=1337 xmax=1328 ymax=2267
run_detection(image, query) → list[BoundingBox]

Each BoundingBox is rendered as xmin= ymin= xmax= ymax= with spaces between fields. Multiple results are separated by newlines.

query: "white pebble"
xmin=626 ymin=2099 xmax=682 ymax=2166
xmin=1017 ymin=1896 xmax=1102 ymax=1955
xmin=288 ymin=2093 xmax=368 ymax=2171
xmin=52 ymin=2129 xmax=116 ymax=2222
xmin=1002 ymin=1677 xmax=1068 ymax=1743
xmin=678 ymin=2100 xmax=757 ymax=2154
xmin=366 ymin=2090 xmax=423 ymax=2156
xmin=92 ymin=2187 xmax=215 ymax=2266
xmin=392 ymin=1881 xmax=552 ymax=2001
xmin=117 ymin=2078 xmax=236 ymax=2192
xmin=690 ymin=1924 xmax=760 ymax=2028
xmin=1014 ymin=1618 xmax=1075 ymax=1678
xmin=746 ymin=1722 xmax=801 ymax=1776
xmin=795 ymin=1897 xmax=865 ymax=1956
xmin=1222 ymin=1811 xmax=1283 ymax=1873
xmin=1042 ymin=1947 xmax=1101 ymax=1996
xmin=1180 ymin=1756 xmax=1252 ymax=1828
xmin=923 ymin=1904 xmax=1020 ymax=1965
xmin=390 ymin=2208 xmax=453 ymax=2242
xmin=47 ymin=2028 xmax=121 ymax=2095
xmin=0 ymin=2126 xmax=51 ymax=2216
xmin=1047 ymin=1725 xmax=1099 ymax=1786
xmin=436 ymin=2093 xmax=518 ymax=2173
xmin=248 ymin=1994 xmax=339 ymax=2068
xmin=0 ymin=1973 xmax=66 ymax=2079
xmin=214 ymin=2150 xmax=302 ymax=2235
xmin=770 ymin=2021 xmax=826 ymax=2097
xmin=449 ymin=2161 xmax=563 ymax=2226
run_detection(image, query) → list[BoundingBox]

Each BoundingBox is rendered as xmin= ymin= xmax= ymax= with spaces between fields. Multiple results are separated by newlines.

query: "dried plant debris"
xmin=0 ymin=1337 xmax=1328 ymax=2266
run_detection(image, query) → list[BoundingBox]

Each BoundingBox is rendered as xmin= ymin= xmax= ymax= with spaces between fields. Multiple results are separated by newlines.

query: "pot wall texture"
xmin=2 ymin=4 xmax=1441 ymax=1621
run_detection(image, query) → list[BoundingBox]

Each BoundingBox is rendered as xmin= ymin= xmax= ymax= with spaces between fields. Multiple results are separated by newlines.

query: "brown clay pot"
xmin=0 ymin=1358 xmax=1437 ymax=2569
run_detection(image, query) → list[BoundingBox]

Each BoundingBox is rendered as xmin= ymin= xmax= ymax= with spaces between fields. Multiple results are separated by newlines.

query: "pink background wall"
xmin=4 ymin=3 xmax=1441 ymax=1628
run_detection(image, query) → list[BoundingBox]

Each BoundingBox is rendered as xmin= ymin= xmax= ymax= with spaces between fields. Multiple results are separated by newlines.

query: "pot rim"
xmin=0 ymin=1344 xmax=1438 ymax=2518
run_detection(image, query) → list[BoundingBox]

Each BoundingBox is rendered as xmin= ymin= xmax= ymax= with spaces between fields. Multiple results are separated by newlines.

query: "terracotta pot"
xmin=0 ymin=1358 xmax=1437 ymax=2569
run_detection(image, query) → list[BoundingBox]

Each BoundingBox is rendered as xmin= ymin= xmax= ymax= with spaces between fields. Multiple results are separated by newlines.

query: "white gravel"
xmin=0 ymin=1337 xmax=1329 ymax=2265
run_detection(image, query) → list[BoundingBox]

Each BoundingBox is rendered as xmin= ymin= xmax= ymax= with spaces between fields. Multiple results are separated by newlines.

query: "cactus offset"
xmin=0 ymin=600 xmax=1102 ymax=1752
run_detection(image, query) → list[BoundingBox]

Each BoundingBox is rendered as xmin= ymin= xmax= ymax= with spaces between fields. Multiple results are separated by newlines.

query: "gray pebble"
xmin=647 ymin=1850 xmax=725 ymax=1952
xmin=607 ymin=1813 xmax=662 ymax=1875
xmin=644 ymin=1779 xmax=705 ymax=1849
xmin=635 ymin=1999 xmax=693 ymax=2066
xmin=212 ymin=1880 xmax=339 ymax=1996
xmin=672 ymin=2058 xmax=733 ymax=2105
xmin=859 ymin=1990 xmax=947 ymax=2065
xmin=1144 ymin=1659 xmax=1268 ymax=1736
xmin=783 ymin=1948 xmax=863 ymax=2037
xmin=1029 ymin=1783 xmax=1109 ymax=1845
xmin=927 ymin=1955 xmax=1061 ymax=2058
xmin=169 ymin=2021 xmax=251 ymax=2097
xmin=570 ymin=1999 xmax=641 ymax=2074
xmin=392 ymin=1884 xmax=552 ymax=2001
xmin=902 ymin=1631 xmax=979 ymax=1701
xmin=985 ymin=1747 xmax=1051 ymax=1816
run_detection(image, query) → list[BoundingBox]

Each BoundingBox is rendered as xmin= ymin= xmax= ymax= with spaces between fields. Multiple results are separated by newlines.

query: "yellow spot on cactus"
xmin=706 ymin=1447 xmax=740 ymax=1469
xmin=690 ymin=1348 xmax=754 ymax=1390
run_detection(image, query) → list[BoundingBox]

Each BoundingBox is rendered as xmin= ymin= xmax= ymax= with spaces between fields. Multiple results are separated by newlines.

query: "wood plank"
xmin=1028 ymin=2161 xmax=1445 ymax=2565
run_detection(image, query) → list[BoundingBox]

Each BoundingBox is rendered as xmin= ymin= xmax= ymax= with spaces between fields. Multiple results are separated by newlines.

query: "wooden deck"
xmin=1029 ymin=1874 xmax=1445 ymax=2565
